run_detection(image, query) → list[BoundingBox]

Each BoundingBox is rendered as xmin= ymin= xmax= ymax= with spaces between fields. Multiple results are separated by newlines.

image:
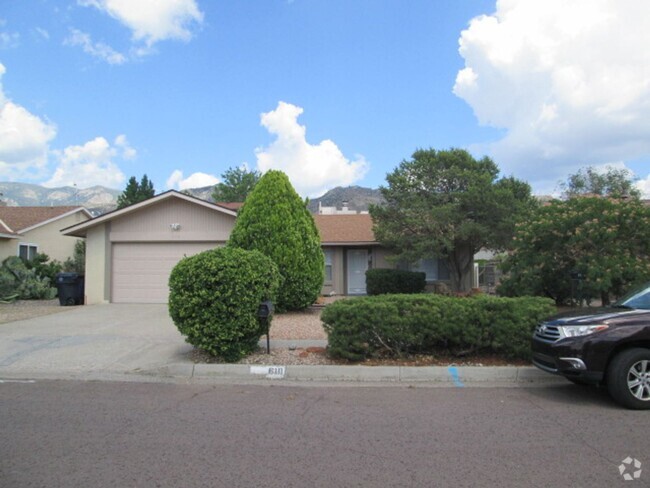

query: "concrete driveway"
xmin=0 ymin=304 xmax=191 ymax=380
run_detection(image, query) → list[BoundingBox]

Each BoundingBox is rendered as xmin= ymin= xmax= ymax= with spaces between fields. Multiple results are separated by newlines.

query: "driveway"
xmin=0 ymin=304 xmax=191 ymax=380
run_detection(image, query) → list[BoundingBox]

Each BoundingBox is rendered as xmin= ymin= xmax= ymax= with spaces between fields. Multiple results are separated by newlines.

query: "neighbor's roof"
xmin=215 ymin=202 xmax=244 ymax=211
xmin=0 ymin=206 xmax=91 ymax=234
xmin=314 ymin=214 xmax=378 ymax=245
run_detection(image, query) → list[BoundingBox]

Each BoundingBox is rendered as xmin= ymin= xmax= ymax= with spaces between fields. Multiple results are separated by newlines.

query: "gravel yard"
xmin=0 ymin=299 xmax=70 ymax=324
xmin=267 ymin=306 xmax=327 ymax=340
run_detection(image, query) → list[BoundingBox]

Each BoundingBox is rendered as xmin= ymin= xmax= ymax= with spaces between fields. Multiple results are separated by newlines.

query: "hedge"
xmin=168 ymin=247 xmax=280 ymax=362
xmin=321 ymin=294 xmax=555 ymax=361
xmin=366 ymin=268 xmax=426 ymax=295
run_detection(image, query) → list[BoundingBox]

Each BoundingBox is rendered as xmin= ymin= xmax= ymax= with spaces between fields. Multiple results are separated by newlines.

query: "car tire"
xmin=606 ymin=348 xmax=650 ymax=410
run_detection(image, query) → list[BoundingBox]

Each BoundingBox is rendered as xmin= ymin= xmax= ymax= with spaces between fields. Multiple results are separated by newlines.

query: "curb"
xmin=152 ymin=363 xmax=566 ymax=385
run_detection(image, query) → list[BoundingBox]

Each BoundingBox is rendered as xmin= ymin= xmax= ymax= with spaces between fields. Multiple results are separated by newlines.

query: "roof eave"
xmin=19 ymin=207 xmax=93 ymax=234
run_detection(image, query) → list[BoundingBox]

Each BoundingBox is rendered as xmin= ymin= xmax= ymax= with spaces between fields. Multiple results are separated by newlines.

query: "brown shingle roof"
xmin=216 ymin=202 xmax=244 ymax=211
xmin=0 ymin=206 xmax=85 ymax=232
xmin=314 ymin=214 xmax=377 ymax=244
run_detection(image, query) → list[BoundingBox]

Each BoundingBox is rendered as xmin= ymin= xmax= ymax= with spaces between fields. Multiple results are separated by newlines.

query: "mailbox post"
xmin=258 ymin=300 xmax=274 ymax=354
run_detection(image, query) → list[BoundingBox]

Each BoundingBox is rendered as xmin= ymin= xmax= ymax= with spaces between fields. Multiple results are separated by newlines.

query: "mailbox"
xmin=258 ymin=300 xmax=274 ymax=319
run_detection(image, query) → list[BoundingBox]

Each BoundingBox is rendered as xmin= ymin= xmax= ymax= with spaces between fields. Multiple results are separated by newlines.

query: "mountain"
xmin=307 ymin=186 xmax=384 ymax=213
xmin=0 ymin=182 xmax=121 ymax=215
xmin=181 ymin=185 xmax=215 ymax=202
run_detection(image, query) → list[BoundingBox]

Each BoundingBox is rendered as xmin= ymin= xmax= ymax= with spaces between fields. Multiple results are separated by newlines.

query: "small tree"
xmin=63 ymin=240 xmax=85 ymax=274
xmin=561 ymin=166 xmax=641 ymax=199
xmin=117 ymin=174 xmax=155 ymax=209
xmin=228 ymin=170 xmax=324 ymax=311
xmin=212 ymin=166 xmax=261 ymax=202
xmin=499 ymin=196 xmax=650 ymax=305
xmin=370 ymin=148 xmax=535 ymax=292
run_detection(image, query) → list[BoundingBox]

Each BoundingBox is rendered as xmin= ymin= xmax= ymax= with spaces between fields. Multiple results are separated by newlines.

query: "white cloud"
xmin=34 ymin=27 xmax=50 ymax=40
xmin=0 ymin=31 xmax=19 ymax=49
xmin=79 ymin=0 xmax=203 ymax=47
xmin=255 ymin=101 xmax=369 ymax=197
xmin=64 ymin=29 xmax=126 ymax=65
xmin=0 ymin=63 xmax=57 ymax=181
xmin=44 ymin=136 xmax=127 ymax=188
xmin=114 ymin=134 xmax=136 ymax=159
xmin=635 ymin=174 xmax=650 ymax=199
xmin=166 ymin=170 xmax=219 ymax=190
xmin=454 ymin=0 xmax=650 ymax=188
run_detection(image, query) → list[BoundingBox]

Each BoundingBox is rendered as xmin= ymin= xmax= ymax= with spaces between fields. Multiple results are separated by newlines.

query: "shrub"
xmin=321 ymin=294 xmax=555 ymax=361
xmin=23 ymin=253 xmax=63 ymax=286
xmin=228 ymin=170 xmax=324 ymax=312
xmin=168 ymin=247 xmax=281 ymax=362
xmin=366 ymin=268 xmax=426 ymax=295
xmin=0 ymin=256 xmax=57 ymax=300
xmin=63 ymin=240 xmax=85 ymax=274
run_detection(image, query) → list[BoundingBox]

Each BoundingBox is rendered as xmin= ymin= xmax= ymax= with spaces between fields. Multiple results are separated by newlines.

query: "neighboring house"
xmin=0 ymin=206 xmax=91 ymax=263
xmin=63 ymin=191 xmax=458 ymax=304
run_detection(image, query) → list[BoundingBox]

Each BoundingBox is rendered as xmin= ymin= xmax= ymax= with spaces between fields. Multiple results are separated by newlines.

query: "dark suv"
xmin=532 ymin=282 xmax=650 ymax=409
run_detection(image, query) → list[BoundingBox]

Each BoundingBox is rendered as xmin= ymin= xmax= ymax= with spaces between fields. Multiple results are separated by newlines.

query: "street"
xmin=1 ymin=380 xmax=647 ymax=487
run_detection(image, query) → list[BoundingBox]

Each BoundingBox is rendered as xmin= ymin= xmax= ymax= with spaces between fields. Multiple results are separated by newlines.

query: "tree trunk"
xmin=601 ymin=291 xmax=611 ymax=307
xmin=447 ymin=243 xmax=475 ymax=293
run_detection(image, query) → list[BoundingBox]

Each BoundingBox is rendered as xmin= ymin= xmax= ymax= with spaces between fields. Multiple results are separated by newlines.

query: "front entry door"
xmin=347 ymin=249 xmax=369 ymax=295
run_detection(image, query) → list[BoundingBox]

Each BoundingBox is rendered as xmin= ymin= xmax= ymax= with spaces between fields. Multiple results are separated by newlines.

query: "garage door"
xmin=111 ymin=242 xmax=219 ymax=303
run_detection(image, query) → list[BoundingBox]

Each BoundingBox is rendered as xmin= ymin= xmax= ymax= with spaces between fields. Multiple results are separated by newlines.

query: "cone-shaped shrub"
xmin=228 ymin=170 xmax=324 ymax=311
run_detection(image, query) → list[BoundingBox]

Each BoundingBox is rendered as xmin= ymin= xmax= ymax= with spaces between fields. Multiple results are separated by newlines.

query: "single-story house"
xmin=62 ymin=190 xmax=457 ymax=304
xmin=0 ymin=206 xmax=91 ymax=263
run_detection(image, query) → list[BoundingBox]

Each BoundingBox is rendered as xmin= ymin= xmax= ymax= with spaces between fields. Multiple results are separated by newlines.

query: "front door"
xmin=347 ymin=249 xmax=368 ymax=295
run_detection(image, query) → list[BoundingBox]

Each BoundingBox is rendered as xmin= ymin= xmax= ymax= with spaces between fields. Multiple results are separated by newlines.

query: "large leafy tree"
xmin=117 ymin=174 xmax=155 ymax=209
xmin=212 ymin=166 xmax=261 ymax=202
xmin=370 ymin=148 xmax=535 ymax=292
xmin=228 ymin=170 xmax=324 ymax=311
xmin=499 ymin=196 xmax=650 ymax=305
xmin=561 ymin=166 xmax=640 ymax=199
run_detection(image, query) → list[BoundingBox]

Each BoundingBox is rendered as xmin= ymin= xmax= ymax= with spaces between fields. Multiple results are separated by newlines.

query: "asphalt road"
xmin=1 ymin=381 xmax=648 ymax=488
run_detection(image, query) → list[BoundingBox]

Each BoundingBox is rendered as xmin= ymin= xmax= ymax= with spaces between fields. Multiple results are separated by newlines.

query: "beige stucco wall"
xmin=109 ymin=198 xmax=235 ymax=242
xmin=0 ymin=211 xmax=88 ymax=263
xmin=84 ymin=223 xmax=111 ymax=304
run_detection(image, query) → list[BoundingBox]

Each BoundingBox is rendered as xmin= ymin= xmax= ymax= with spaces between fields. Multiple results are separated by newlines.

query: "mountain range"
xmin=0 ymin=182 xmax=382 ymax=215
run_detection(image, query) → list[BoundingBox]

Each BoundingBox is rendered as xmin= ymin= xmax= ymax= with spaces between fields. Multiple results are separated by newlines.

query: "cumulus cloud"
xmin=79 ymin=0 xmax=203 ymax=47
xmin=255 ymin=101 xmax=369 ymax=197
xmin=166 ymin=170 xmax=219 ymax=190
xmin=64 ymin=29 xmax=126 ymax=65
xmin=0 ymin=63 xmax=57 ymax=181
xmin=454 ymin=0 xmax=650 ymax=189
xmin=636 ymin=174 xmax=650 ymax=199
xmin=44 ymin=136 xmax=127 ymax=188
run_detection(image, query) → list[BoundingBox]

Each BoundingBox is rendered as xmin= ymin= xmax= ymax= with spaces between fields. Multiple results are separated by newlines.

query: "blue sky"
xmin=1 ymin=0 xmax=649 ymax=198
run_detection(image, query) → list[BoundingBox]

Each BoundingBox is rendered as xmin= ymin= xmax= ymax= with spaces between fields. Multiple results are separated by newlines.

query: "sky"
xmin=0 ymin=0 xmax=649 ymax=198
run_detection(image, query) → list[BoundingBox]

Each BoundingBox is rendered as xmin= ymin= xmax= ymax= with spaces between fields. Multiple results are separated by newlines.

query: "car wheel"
xmin=607 ymin=348 xmax=650 ymax=410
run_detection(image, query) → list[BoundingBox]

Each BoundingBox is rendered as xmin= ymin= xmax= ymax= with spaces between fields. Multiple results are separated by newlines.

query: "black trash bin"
xmin=55 ymin=273 xmax=85 ymax=306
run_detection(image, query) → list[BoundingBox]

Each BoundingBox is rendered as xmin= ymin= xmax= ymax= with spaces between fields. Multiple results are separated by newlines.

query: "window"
xmin=410 ymin=258 xmax=450 ymax=282
xmin=324 ymin=250 xmax=333 ymax=283
xmin=18 ymin=243 xmax=38 ymax=261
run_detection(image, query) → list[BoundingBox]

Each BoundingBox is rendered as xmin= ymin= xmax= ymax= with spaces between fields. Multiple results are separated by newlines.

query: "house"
xmin=0 ymin=206 xmax=91 ymax=263
xmin=62 ymin=190 xmax=456 ymax=304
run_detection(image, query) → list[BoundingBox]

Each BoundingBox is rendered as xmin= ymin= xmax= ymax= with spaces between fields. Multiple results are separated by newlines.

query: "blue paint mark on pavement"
xmin=448 ymin=366 xmax=464 ymax=387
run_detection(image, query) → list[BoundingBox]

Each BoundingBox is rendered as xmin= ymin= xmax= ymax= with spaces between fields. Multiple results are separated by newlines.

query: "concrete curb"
xmin=147 ymin=362 xmax=566 ymax=385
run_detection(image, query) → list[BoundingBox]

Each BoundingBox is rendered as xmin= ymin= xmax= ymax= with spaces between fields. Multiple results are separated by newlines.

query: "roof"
xmin=216 ymin=202 xmax=244 ymax=211
xmin=314 ymin=214 xmax=378 ymax=245
xmin=0 ymin=206 xmax=91 ymax=234
xmin=62 ymin=190 xmax=238 ymax=237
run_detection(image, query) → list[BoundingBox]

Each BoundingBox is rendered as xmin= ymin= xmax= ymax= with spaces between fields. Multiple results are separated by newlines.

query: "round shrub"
xmin=168 ymin=247 xmax=281 ymax=362
xmin=366 ymin=268 xmax=426 ymax=295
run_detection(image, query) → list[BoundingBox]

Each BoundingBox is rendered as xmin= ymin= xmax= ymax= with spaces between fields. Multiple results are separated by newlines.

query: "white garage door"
xmin=111 ymin=242 xmax=219 ymax=303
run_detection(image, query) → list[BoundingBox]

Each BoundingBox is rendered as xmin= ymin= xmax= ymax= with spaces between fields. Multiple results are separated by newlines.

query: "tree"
xmin=370 ymin=148 xmax=535 ymax=292
xmin=117 ymin=174 xmax=155 ymax=209
xmin=498 ymin=196 xmax=650 ymax=305
xmin=212 ymin=166 xmax=261 ymax=202
xmin=561 ymin=166 xmax=640 ymax=199
xmin=228 ymin=170 xmax=324 ymax=311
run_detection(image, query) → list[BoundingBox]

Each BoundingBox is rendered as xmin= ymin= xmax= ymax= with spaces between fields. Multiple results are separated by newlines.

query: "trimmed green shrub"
xmin=23 ymin=253 xmax=63 ymax=286
xmin=168 ymin=247 xmax=281 ymax=362
xmin=366 ymin=268 xmax=426 ymax=295
xmin=228 ymin=170 xmax=324 ymax=312
xmin=321 ymin=294 xmax=555 ymax=361
xmin=0 ymin=256 xmax=57 ymax=300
